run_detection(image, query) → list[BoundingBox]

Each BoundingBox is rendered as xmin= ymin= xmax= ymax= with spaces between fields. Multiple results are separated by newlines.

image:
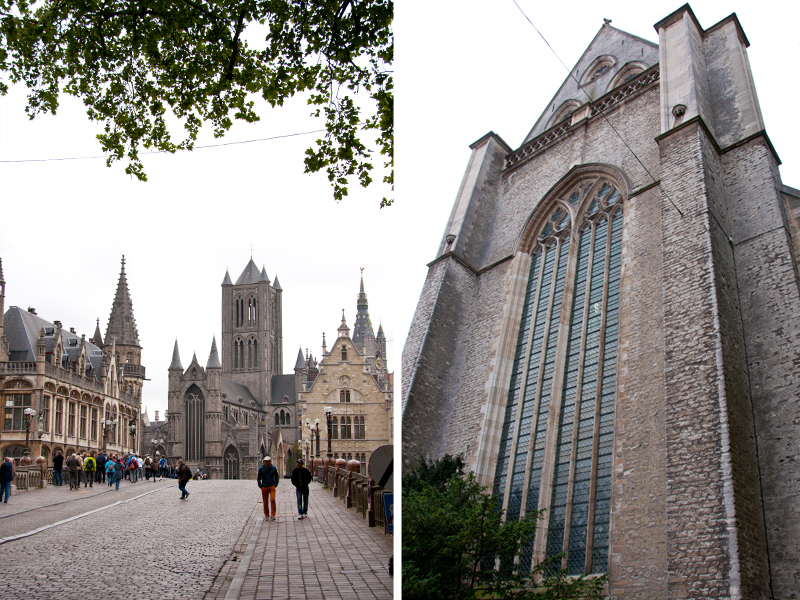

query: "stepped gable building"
xmin=166 ymin=258 xmax=298 ymax=480
xmin=402 ymin=6 xmax=800 ymax=599
xmin=0 ymin=256 xmax=143 ymax=463
xmin=297 ymin=274 xmax=393 ymax=473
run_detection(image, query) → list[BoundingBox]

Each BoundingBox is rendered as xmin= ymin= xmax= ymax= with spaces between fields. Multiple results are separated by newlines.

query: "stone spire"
xmin=273 ymin=274 xmax=282 ymax=291
xmin=235 ymin=258 xmax=261 ymax=285
xmin=294 ymin=346 xmax=305 ymax=370
xmin=105 ymin=255 xmax=140 ymax=347
xmin=169 ymin=339 xmax=183 ymax=371
xmin=338 ymin=309 xmax=350 ymax=339
xmin=260 ymin=266 xmax=270 ymax=282
xmin=352 ymin=269 xmax=375 ymax=346
xmin=92 ymin=318 xmax=104 ymax=346
xmin=222 ymin=269 xmax=232 ymax=285
xmin=207 ymin=336 xmax=221 ymax=369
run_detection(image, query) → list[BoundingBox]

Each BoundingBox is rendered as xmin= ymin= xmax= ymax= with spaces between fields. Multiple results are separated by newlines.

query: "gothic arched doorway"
xmin=224 ymin=445 xmax=240 ymax=480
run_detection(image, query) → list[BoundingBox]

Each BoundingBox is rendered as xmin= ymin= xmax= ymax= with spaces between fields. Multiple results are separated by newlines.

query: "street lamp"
xmin=324 ymin=406 xmax=333 ymax=459
xmin=151 ymin=437 xmax=163 ymax=455
xmin=129 ymin=422 xmax=136 ymax=453
xmin=23 ymin=407 xmax=37 ymax=457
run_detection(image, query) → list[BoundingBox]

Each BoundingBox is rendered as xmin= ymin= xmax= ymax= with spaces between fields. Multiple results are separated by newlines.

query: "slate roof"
xmin=221 ymin=378 xmax=265 ymax=412
xmin=235 ymin=259 xmax=262 ymax=285
xmin=207 ymin=337 xmax=221 ymax=369
xmin=3 ymin=306 xmax=105 ymax=379
xmin=169 ymin=340 xmax=183 ymax=370
xmin=270 ymin=374 xmax=296 ymax=405
xmin=353 ymin=274 xmax=374 ymax=345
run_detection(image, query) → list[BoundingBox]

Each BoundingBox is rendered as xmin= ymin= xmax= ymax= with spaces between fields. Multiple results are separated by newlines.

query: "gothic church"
xmin=166 ymin=259 xmax=298 ymax=480
xmin=403 ymin=6 xmax=800 ymax=599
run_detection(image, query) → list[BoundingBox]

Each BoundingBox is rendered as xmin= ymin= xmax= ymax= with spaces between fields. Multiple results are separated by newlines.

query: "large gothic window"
xmin=185 ymin=385 xmax=205 ymax=462
xmin=494 ymin=176 xmax=623 ymax=576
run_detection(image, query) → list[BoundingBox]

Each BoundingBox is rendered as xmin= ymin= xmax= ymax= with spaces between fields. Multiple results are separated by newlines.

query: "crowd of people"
xmin=50 ymin=450 xmax=173 ymax=491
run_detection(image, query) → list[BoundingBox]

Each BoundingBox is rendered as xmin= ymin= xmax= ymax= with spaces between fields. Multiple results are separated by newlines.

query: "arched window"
xmin=340 ymin=390 xmax=351 ymax=403
xmin=184 ymin=384 xmax=205 ymax=462
xmin=342 ymin=346 xmax=347 ymax=361
xmin=286 ymin=413 xmax=291 ymax=426
xmin=275 ymin=413 xmax=279 ymax=426
xmin=224 ymin=444 xmax=240 ymax=480
xmin=280 ymin=410 xmax=285 ymax=425
xmin=253 ymin=340 xmax=258 ymax=368
xmin=248 ymin=339 xmax=253 ymax=369
xmin=493 ymin=175 xmax=624 ymax=576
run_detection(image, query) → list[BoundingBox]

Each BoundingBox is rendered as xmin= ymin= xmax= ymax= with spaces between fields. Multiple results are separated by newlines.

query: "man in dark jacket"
xmin=257 ymin=456 xmax=279 ymax=521
xmin=1 ymin=457 xmax=14 ymax=503
xmin=52 ymin=451 xmax=64 ymax=486
xmin=177 ymin=459 xmax=191 ymax=500
xmin=291 ymin=459 xmax=312 ymax=520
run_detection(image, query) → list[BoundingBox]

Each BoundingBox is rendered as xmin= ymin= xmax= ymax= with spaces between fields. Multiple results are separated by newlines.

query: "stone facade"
xmin=402 ymin=6 xmax=800 ymax=599
xmin=297 ymin=288 xmax=393 ymax=473
xmin=0 ymin=256 xmax=143 ymax=463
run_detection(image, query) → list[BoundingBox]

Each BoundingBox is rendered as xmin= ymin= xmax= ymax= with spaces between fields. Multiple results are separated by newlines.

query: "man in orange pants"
xmin=257 ymin=456 xmax=279 ymax=521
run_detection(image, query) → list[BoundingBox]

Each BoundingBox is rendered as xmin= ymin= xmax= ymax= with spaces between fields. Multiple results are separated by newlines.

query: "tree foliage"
xmin=0 ymin=0 xmax=393 ymax=205
xmin=402 ymin=455 xmax=607 ymax=600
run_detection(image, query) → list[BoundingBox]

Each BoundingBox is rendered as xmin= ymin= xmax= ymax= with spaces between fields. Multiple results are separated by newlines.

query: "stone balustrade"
xmin=316 ymin=458 xmax=391 ymax=532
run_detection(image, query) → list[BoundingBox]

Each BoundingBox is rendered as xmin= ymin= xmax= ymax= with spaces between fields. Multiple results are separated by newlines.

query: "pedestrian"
xmin=96 ymin=451 xmax=106 ymax=484
xmin=128 ymin=454 xmax=138 ymax=483
xmin=52 ymin=451 xmax=64 ymax=486
xmin=113 ymin=457 xmax=123 ymax=491
xmin=66 ymin=453 xmax=81 ymax=490
xmin=83 ymin=452 xmax=96 ymax=487
xmin=291 ymin=459 xmax=312 ymax=520
xmin=144 ymin=455 xmax=152 ymax=480
xmin=106 ymin=456 xmax=115 ymax=486
xmin=1 ymin=457 xmax=14 ymax=503
xmin=257 ymin=456 xmax=279 ymax=521
xmin=158 ymin=455 xmax=167 ymax=480
xmin=136 ymin=454 xmax=144 ymax=481
xmin=177 ymin=459 xmax=191 ymax=500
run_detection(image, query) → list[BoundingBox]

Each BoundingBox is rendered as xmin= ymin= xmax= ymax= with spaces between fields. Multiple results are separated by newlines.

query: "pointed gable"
xmin=104 ymin=255 xmax=140 ymax=347
xmin=235 ymin=258 xmax=261 ymax=285
xmin=523 ymin=23 xmax=659 ymax=144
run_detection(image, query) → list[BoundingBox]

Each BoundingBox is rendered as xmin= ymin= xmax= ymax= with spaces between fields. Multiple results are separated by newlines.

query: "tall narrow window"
xmin=185 ymin=385 xmax=205 ymax=462
xmin=342 ymin=346 xmax=347 ymax=361
xmin=493 ymin=177 xmax=623 ymax=576
xmin=332 ymin=417 xmax=339 ymax=439
xmin=248 ymin=339 xmax=253 ymax=369
xmin=340 ymin=390 xmax=351 ymax=403
xmin=91 ymin=408 xmax=98 ymax=440
xmin=68 ymin=402 xmax=76 ymax=436
xmin=55 ymin=399 xmax=63 ymax=434
xmin=80 ymin=405 xmax=87 ymax=438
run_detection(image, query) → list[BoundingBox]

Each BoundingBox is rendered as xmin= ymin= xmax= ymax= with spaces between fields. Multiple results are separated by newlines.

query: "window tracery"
xmin=494 ymin=175 xmax=624 ymax=575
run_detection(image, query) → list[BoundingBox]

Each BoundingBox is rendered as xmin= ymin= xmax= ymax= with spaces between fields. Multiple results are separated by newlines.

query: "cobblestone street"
xmin=0 ymin=478 xmax=393 ymax=599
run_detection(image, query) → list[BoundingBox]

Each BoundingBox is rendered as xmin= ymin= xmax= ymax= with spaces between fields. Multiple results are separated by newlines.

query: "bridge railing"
xmin=319 ymin=462 xmax=391 ymax=532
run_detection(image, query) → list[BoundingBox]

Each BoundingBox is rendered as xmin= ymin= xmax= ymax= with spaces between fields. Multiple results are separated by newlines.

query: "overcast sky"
xmin=1 ymin=1 xmax=797 ymax=422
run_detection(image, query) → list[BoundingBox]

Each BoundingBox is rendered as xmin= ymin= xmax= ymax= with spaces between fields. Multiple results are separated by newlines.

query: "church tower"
xmin=103 ymin=255 xmax=144 ymax=400
xmin=220 ymin=258 xmax=283 ymax=402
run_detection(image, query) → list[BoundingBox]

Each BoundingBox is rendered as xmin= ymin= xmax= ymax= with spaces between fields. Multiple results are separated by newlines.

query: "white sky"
xmin=1 ymin=0 xmax=798 ymax=423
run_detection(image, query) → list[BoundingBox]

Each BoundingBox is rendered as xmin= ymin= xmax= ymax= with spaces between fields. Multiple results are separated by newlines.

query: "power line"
xmin=0 ymin=129 xmax=326 ymax=164
xmin=510 ymin=0 xmax=684 ymax=218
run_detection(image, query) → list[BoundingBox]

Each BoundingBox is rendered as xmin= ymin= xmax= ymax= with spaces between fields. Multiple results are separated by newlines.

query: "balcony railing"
xmin=1 ymin=361 xmax=38 ymax=373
